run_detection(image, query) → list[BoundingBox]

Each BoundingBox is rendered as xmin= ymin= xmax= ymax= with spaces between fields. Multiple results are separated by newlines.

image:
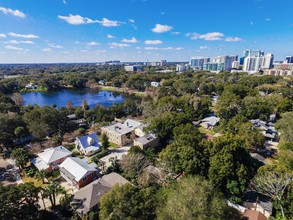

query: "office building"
xmin=190 ymin=57 xmax=210 ymax=70
xmin=203 ymin=55 xmax=237 ymax=72
xmin=124 ymin=65 xmax=143 ymax=72
xmin=232 ymin=61 xmax=240 ymax=69
xmin=285 ymin=56 xmax=293 ymax=63
xmin=160 ymin=60 xmax=167 ymax=66
xmin=176 ymin=64 xmax=190 ymax=72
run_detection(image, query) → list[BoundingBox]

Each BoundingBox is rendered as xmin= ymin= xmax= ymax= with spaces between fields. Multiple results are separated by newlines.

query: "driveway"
xmin=100 ymin=145 xmax=131 ymax=169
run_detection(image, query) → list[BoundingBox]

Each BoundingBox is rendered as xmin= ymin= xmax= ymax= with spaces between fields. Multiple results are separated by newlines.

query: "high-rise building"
xmin=285 ymin=56 xmax=293 ymax=64
xmin=190 ymin=57 xmax=210 ymax=70
xmin=232 ymin=61 xmax=240 ymax=69
xmin=204 ymin=55 xmax=238 ymax=72
xmin=243 ymin=51 xmax=274 ymax=73
xmin=176 ymin=64 xmax=190 ymax=72
xmin=160 ymin=60 xmax=167 ymax=66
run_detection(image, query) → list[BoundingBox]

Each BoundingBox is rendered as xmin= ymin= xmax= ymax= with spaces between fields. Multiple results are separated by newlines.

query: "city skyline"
xmin=0 ymin=0 xmax=293 ymax=63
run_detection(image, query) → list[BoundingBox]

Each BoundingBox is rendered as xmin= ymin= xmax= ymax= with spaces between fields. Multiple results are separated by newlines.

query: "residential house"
xmin=59 ymin=157 xmax=99 ymax=189
xmin=201 ymin=115 xmax=220 ymax=129
xmin=32 ymin=146 xmax=72 ymax=172
xmin=67 ymin=114 xmax=87 ymax=127
xmin=243 ymin=191 xmax=273 ymax=218
xmin=71 ymin=172 xmax=129 ymax=216
xmin=250 ymin=119 xmax=278 ymax=141
xmin=75 ymin=133 xmax=101 ymax=156
xmin=242 ymin=210 xmax=267 ymax=220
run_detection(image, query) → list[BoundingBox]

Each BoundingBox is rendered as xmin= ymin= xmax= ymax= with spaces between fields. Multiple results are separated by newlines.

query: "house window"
xmin=83 ymin=176 xmax=87 ymax=181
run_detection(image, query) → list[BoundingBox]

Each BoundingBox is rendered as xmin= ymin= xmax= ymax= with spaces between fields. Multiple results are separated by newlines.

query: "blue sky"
xmin=0 ymin=0 xmax=292 ymax=63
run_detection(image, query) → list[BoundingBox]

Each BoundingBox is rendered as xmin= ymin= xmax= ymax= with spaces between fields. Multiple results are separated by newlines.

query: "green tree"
xmin=42 ymin=183 xmax=66 ymax=208
xmin=101 ymin=132 xmax=110 ymax=151
xmin=0 ymin=183 xmax=40 ymax=219
xmin=208 ymin=134 xmax=258 ymax=202
xmin=11 ymin=148 xmax=31 ymax=169
xmin=276 ymin=112 xmax=293 ymax=143
xmin=100 ymin=184 xmax=157 ymax=220
xmin=156 ymin=176 xmax=239 ymax=220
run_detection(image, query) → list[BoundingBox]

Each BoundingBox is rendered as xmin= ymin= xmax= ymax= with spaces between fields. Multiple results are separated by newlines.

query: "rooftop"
xmin=59 ymin=157 xmax=97 ymax=182
xmin=37 ymin=146 xmax=72 ymax=164
xmin=72 ymin=172 xmax=129 ymax=215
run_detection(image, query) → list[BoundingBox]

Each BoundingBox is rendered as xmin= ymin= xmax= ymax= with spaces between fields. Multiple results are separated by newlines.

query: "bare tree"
xmin=120 ymin=153 xmax=151 ymax=179
xmin=11 ymin=92 xmax=24 ymax=107
xmin=250 ymin=170 xmax=293 ymax=217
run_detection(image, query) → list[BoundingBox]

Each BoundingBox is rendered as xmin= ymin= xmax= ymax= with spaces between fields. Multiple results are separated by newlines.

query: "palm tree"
xmin=42 ymin=183 xmax=66 ymax=208
xmin=36 ymin=170 xmax=47 ymax=184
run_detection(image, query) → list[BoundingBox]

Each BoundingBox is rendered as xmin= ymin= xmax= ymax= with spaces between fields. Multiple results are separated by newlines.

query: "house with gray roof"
xmin=71 ymin=172 xmax=129 ymax=216
xmin=32 ymin=146 xmax=72 ymax=172
xmin=201 ymin=115 xmax=220 ymax=129
xmin=75 ymin=133 xmax=101 ymax=156
xmin=133 ymin=134 xmax=159 ymax=150
xmin=59 ymin=157 xmax=99 ymax=188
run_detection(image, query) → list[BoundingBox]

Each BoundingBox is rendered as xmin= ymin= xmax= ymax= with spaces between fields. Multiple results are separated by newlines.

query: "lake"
xmin=22 ymin=89 xmax=125 ymax=108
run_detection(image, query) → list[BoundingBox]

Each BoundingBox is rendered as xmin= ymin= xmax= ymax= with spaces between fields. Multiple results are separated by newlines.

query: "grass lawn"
xmin=110 ymin=143 xmax=119 ymax=149
xmin=22 ymin=175 xmax=46 ymax=188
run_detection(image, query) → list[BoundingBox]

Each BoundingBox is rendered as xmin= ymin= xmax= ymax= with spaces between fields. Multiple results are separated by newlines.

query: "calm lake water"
xmin=22 ymin=89 xmax=125 ymax=108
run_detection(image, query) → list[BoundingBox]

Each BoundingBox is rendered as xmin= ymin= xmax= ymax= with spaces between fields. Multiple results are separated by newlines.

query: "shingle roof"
xmin=59 ymin=157 xmax=97 ymax=182
xmin=38 ymin=146 xmax=72 ymax=164
xmin=72 ymin=172 xmax=129 ymax=215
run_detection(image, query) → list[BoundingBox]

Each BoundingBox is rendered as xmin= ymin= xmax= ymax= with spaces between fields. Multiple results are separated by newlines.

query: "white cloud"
xmin=63 ymin=0 xmax=67 ymax=4
xmin=58 ymin=14 xmax=97 ymax=25
xmin=152 ymin=24 xmax=173 ymax=33
xmin=109 ymin=42 xmax=130 ymax=48
xmin=129 ymin=19 xmax=135 ymax=23
xmin=80 ymin=50 xmax=88 ymax=53
xmin=265 ymin=18 xmax=271 ymax=21
xmin=58 ymin=14 xmax=121 ymax=27
xmin=225 ymin=37 xmax=242 ymax=42
xmin=49 ymin=43 xmax=63 ymax=48
xmin=99 ymin=18 xmax=120 ymax=27
xmin=144 ymin=46 xmax=183 ymax=51
xmin=199 ymin=46 xmax=209 ymax=49
xmin=0 ymin=7 xmax=25 ymax=18
xmin=42 ymin=48 xmax=52 ymax=52
xmin=9 ymin=32 xmax=39 ymax=39
xmin=87 ymin=41 xmax=100 ymax=46
xmin=186 ymin=32 xmax=224 ymax=41
xmin=121 ymin=37 xmax=138 ymax=43
xmin=144 ymin=40 xmax=163 ymax=45
xmin=250 ymin=21 xmax=254 ymax=25
xmin=107 ymin=34 xmax=115 ymax=39
xmin=4 ymin=45 xmax=26 ymax=51
xmin=171 ymin=32 xmax=181 ymax=35
xmin=0 ymin=34 xmax=7 ymax=38
xmin=4 ymin=40 xmax=35 ymax=44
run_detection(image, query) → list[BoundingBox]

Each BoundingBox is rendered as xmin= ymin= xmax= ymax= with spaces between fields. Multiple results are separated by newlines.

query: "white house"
xmin=32 ymin=146 xmax=72 ymax=172
xmin=59 ymin=157 xmax=99 ymax=189
xmin=75 ymin=133 xmax=101 ymax=156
